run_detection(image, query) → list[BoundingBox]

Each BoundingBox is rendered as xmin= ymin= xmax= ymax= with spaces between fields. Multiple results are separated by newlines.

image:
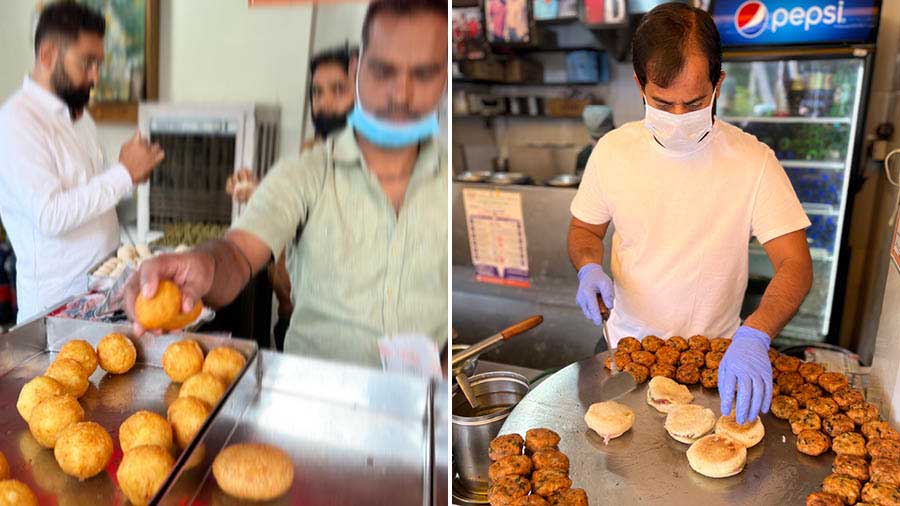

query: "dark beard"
xmin=51 ymin=61 xmax=92 ymax=120
xmin=312 ymin=112 xmax=349 ymax=138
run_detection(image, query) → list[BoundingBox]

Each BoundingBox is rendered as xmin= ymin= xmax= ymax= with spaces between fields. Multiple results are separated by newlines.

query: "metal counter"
xmin=499 ymin=353 xmax=833 ymax=505
xmin=159 ymin=350 xmax=440 ymax=506
xmin=0 ymin=316 xmax=445 ymax=506
xmin=0 ymin=316 xmax=257 ymax=505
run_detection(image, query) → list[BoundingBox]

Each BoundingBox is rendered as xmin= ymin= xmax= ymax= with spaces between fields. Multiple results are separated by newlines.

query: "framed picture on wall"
xmin=483 ymin=0 xmax=534 ymax=46
xmin=452 ymin=7 xmax=487 ymax=60
xmin=63 ymin=0 xmax=160 ymax=123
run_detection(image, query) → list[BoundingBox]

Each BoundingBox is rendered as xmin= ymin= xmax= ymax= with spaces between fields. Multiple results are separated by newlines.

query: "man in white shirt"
xmin=568 ymin=3 xmax=812 ymax=425
xmin=0 ymin=2 xmax=164 ymax=323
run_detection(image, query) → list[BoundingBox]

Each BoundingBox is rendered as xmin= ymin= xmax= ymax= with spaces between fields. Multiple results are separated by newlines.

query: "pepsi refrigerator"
xmin=711 ymin=0 xmax=882 ymax=342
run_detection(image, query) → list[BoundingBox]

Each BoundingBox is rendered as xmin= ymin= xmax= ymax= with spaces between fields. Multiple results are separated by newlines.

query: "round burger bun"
xmin=664 ymin=404 xmax=717 ymax=444
xmin=686 ymin=434 xmax=747 ymax=478
xmin=646 ymin=376 xmax=694 ymax=414
xmin=584 ymin=401 xmax=635 ymax=444
xmin=715 ymin=414 xmax=765 ymax=448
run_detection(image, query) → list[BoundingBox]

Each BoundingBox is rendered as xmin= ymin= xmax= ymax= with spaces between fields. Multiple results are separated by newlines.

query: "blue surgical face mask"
xmin=347 ymin=48 xmax=439 ymax=148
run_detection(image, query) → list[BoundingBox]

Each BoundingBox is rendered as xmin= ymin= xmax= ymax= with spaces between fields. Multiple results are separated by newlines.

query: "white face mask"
xmin=643 ymin=94 xmax=715 ymax=155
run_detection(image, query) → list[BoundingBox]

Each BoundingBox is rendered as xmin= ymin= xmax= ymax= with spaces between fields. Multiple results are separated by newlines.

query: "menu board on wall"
xmin=462 ymin=188 xmax=530 ymax=288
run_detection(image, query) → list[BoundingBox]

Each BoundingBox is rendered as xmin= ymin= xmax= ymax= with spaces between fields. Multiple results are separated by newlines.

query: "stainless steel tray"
xmin=159 ymin=350 xmax=439 ymax=505
xmin=0 ymin=316 xmax=258 ymax=506
xmin=499 ymin=353 xmax=832 ymax=505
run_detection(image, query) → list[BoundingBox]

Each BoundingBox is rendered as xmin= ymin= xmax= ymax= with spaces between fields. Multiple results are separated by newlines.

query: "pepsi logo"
xmin=734 ymin=1 xmax=768 ymax=38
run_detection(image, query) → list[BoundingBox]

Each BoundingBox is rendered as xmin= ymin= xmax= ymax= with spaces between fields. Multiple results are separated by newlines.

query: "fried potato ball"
xmin=490 ymin=434 xmax=525 ymax=461
xmin=167 ymin=396 xmax=210 ymax=449
xmin=818 ymin=372 xmax=850 ymax=395
xmin=17 ymin=376 xmax=66 ymax=422
xmin=46 ymin=358 xmax=89 ymax=398
xmin=675 ymin=365 xmax=701 ymax=385
xmin=58 ymin=340 xmax=98 ymax=376
xmin=97 ymin=333 xmax=136 ymax=374
xmin=119 ymin=410 xmax=173 ymax=453
xmin=525 ymin=428 xmax=561 ymax=454
xmin=117 ymin=445 xmax=174 ymax=506
xmin=162 ymin=339 xmax=205 ymax=383
xmin=212 ymin=443 xmax=294 ymax=501
xmin=641 ymin=335 xmax=664 ymax=353
xmin=54 ymin=421 xmax=113 ymax=479
xmin=178 ymin=372 xmax=226 ymax=409
xmin=134 ymin=280 xmax=182 ymax=330
xmin=28 ymin=394 xmax=84 ymax=448
xmin=161 ymin=301 xmax=202 ymax=331
xmin=617 ymin=337 xmax=642 ymax=353
xmin=202 ymin=347 xmax=246 ymax=385
xmin=0 ymin=480 xmax=38 ymax=506
xmin=488 ymin=455 xmax=533 ymax=482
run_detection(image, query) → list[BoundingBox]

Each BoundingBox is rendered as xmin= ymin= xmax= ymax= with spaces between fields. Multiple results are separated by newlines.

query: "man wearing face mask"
xmin=123 ymin=0 xmax=448 ymax=368
xmin=307 ymin=44 xmax=358 ymax=146
xmin=0 ymin=2 xmax=164 ymax=323
xmin=568 ymin=3 xmax=812 ymax=425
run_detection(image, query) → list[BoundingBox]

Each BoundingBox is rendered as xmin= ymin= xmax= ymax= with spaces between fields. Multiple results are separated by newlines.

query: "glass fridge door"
xmin=717 ymin=57 xmax=865 ymax=341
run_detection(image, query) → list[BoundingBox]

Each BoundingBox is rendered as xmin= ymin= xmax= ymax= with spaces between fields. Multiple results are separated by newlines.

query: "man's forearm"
xmin=568 ymin=223 xmax=605 ymax=271
xmin=743 ymin=258 xmax=813 ymax=338
xmin=195 ymin=238 xmax=254 ymax=309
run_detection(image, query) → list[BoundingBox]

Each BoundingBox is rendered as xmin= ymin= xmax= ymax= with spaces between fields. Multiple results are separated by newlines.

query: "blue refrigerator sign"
xmin=712 ymin=0 xmax=880 ymax=47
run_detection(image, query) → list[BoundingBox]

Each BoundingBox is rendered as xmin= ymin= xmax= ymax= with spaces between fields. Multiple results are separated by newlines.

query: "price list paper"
xmin=462 ymin=188 xmax=530 ymax=287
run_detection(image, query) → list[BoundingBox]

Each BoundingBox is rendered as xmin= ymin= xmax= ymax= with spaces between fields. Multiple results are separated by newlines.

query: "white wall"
xmin=0 ymin=1 xmax=36 ymax=102
xmin=159 ymin=0 xmax=314 ymax=158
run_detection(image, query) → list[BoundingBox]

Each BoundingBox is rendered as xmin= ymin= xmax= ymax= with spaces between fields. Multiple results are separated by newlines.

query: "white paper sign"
xmin=462 ymin=188 xmax=530 ymax=287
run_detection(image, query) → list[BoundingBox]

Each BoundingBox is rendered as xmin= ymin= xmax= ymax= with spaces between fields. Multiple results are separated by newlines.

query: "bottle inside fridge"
xmin=718 ymin=57 xmax=865 ymax=341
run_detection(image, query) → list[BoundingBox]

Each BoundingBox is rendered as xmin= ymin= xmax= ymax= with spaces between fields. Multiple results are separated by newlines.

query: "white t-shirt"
xmin=0 ymin=77 xmax=132 ymax=322
xmin=570 ymin=119 xmax=810 ymax=347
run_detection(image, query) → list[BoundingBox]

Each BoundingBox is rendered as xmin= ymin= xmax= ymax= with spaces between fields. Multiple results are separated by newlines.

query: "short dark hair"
xmin=34 ymin=1 xmax=106 ymax=55
xmin=361 ymin=0 xmax=448 ymax=48
xmin=309 ymin=43 xmax=358 ymax=77
xmin=632 ymin=2 xmax=721 ymax=89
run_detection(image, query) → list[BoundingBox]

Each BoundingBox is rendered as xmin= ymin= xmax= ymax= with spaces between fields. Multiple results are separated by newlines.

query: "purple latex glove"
xmin=575 ymin=263 xmax=614 ymax=326
xmin=718 ymin=325 xmax=773 ymax=425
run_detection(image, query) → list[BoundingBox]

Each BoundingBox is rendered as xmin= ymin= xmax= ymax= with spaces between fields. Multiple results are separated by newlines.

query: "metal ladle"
xmin=451 ymin=315 xmax=544 ymax=409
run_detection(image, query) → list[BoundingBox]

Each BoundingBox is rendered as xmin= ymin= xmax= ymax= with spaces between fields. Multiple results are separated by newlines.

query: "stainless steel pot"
xmin=451 ymin=371 xmax=530 ymax=493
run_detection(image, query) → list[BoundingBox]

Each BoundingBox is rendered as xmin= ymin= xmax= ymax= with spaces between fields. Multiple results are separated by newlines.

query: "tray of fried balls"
xmin=0 ymin=315 xmax=255 ymax=506
xmin=487 ymin=428 xmax=589 ymax=506
xmin=603 ymin=334 xmax=730 ymax=389
xmin=756 ymin=351 xmax=900 ymax=506
xmin=609 ymin=335 xmax=900 ymax=505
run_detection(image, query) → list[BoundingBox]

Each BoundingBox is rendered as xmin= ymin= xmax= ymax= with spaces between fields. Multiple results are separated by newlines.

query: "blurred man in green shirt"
xmin=124 ymin=0 xmax=448 ymax=369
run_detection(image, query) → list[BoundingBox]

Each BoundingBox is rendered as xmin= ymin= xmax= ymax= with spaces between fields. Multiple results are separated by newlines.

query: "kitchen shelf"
xmin=721 ymin=116 xmax=852 ymax=125
xmin=780 ymin=160 xmax=846 ymax=170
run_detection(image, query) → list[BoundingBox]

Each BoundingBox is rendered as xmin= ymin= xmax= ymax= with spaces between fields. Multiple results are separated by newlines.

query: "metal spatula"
xmin=597 ymin=295 xmax=637 ymax=401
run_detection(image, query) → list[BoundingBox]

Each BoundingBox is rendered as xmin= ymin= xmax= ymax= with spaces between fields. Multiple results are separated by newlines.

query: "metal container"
xmin=159 ymin=350 xmax=437 ymax=506
xmin=0 ymin=316 xmax=257 ymax=506
xmin=487 ymin=172 xmax=531 ymax=185
xmin=544 ymin=174 xmax=582 ymax=188
xmin=451 ymin=371 xmax=530 ymax=493
xmin=455 ymin=171 xmax=493 ymax=183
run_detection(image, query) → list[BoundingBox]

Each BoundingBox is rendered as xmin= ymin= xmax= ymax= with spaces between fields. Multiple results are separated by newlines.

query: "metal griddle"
xmin=498 ymin=353 xmax=834 ymax=505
